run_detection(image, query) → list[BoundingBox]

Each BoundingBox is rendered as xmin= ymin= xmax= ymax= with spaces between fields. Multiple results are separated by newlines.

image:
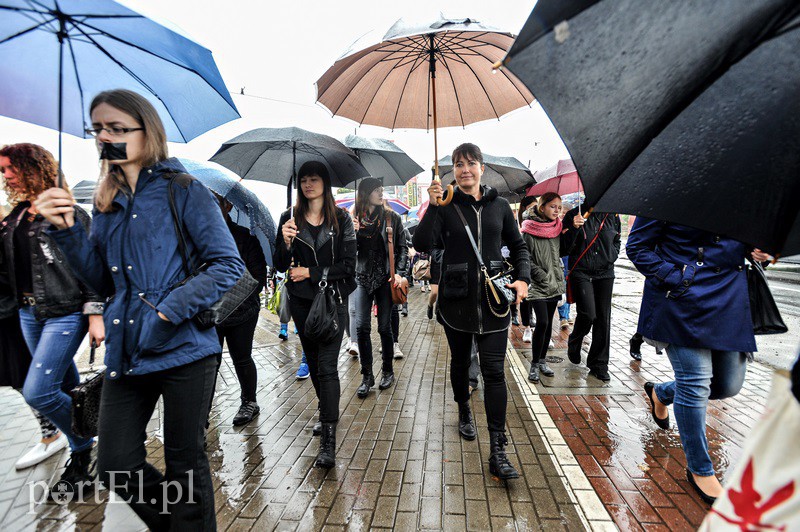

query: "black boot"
xmin=378 ymin=371 xmax=395 ymax=390
xmin=357 ymin=374 xmax=374 ymax=398
xmin=51 ymin=447 xmax=95 ymax=500
xmin=315 ymin=423 xmax=336 ymax=469
xmin=312 ymin=421 xmax=322 ymax=436
xmin=458 ymin=402 xmax=476 ymax=441
xmin=232 ymin=401 xmax=260 ymax=426
xmin=488 ymin=432 xmax=519 ymax=480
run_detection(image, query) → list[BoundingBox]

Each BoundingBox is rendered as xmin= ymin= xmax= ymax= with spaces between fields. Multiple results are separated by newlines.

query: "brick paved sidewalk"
xmin=0 ymin=274 xmax=773 ymax=531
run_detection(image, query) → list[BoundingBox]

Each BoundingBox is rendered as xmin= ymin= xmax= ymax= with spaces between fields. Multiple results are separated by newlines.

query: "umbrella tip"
xmin=491 ymin=58 xmax=506 ymax=73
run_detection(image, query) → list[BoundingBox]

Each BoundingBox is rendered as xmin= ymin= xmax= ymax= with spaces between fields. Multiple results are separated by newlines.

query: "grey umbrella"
xmin=343 ymin=135 xmax=423 ymax=187
xmin=210 ymin=127 xmax=370 ymax=207
xmin=439 ymin=154 xmax=534 ymax=198
xmin=71 ymin=180 xmax=97 ymax=205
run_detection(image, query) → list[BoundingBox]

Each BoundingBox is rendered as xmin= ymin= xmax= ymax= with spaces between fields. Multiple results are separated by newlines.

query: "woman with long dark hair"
xmin=352 ymin=178 xmax=408 ymax=398
xmin=521 ymin=192 xmax=565 ymax=382
xmin=274 ymin=161 xmax=356 ymax=468
xmin=0 ymin=143 xmax=104 ymax=494
xmin=413 ymin=143 xmax=530 ymax=479
xmin=36 ymin=89 xmax=244 ymax=529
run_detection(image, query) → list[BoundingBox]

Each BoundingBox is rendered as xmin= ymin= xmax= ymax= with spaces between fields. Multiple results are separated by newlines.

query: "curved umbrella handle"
xmin=432 ymin=177 xmax=454 ymax=206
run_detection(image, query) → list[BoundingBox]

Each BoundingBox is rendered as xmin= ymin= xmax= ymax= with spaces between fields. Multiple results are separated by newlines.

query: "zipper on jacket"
xmin=294 ymin=236 xmax=319 ymax=266
xmin=472 ymin=205 xmax=484 ymax=335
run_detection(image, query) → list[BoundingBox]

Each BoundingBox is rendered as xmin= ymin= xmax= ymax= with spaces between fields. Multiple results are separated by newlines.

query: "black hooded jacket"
xmin=413 ymin=186 xmax=531 ymax=334
xmin=561 ymin=207 xmax=621 ymax=279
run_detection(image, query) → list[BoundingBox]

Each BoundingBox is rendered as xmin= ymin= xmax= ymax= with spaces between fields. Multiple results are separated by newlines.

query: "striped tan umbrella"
xmin=316 ymin=15 xmax=534 ymax=205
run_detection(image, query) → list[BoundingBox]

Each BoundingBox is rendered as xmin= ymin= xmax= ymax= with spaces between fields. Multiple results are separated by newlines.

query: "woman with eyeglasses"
xmin=36 ymin=89 xmax=244 ymax=530
xmin=0 ymin=143 xmax=104 ymax=495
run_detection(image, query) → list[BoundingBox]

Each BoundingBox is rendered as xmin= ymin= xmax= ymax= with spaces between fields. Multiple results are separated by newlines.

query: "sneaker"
xmin=401 ymin=305 xmax=408 ymax=317
xmin=393 ymin=343 xmax=404 ymax=359
xmin=51 ymin=447 xmax=95 ymax=501
xmin=538 ymin=362 xmax=555 ymax=377
xmin=522 ymin=328 xmax=533 ymax=343
xmin=232 ymin=401 xmax=260 ymax=426
xmin=511 ymin=315 xmax=520 ymax=326
xmin=421 ymin=285 xmax=426 ymax=292
xmin=278 ymin=326 xmax=288 ymax=341
xmin=568 ymin=318 xmax=574 ymax=326
xmin=348 ymin=342 xmax=359 ymax=358
xmin=294 ymin=325 xmax=298 ymax=334
xmin=296 ymin=362 xmax=310 ymax=380
xmin=15 ymin=432 xmax=68 ymax=470
xmin=560 ymin=318 xmax=570 ymax=330
xmin=548 ymin=339 xmax=555 ymax=349
xmin=589 ymin=367 xmax=611 ymax=382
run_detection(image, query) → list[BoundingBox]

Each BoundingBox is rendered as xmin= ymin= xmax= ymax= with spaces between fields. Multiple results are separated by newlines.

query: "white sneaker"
xmin=348 ymin=342 xmax=359 ymax=358
xmin=393 ymin=343 xmax=404 ymax=359
xmin=522 ymin=328 xmax=533 ymax=343
xmin=15 ymin=432 xmax=68 ymax=470
xmin=549 ymin=340 xmax=555 ymax=349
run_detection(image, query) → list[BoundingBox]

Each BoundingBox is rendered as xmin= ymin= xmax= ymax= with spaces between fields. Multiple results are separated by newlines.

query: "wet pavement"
xmin=0 ymin=265 xmax=788 ymax=531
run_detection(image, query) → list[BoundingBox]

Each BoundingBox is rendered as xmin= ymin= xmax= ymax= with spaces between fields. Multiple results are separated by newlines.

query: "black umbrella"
xmin=403 ymin=218 xmax=420 ymax=237
xmin=343 ymin=135 xmax=423 ymax=187
xmin=439 ymin=154 xmax=534 ymax=198
xmin=502 ymin=0 xmax=800 ymax=255
xmin=210 ymin=127 xmax=370 ymax=206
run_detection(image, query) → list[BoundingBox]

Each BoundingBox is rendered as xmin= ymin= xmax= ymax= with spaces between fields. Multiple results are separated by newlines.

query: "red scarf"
xmin=521 ymin=217 xmax=562 ymax=239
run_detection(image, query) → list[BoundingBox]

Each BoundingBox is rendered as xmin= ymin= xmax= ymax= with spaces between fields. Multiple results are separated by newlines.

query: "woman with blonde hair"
xmin=36 ymin=89 xmax=244 ymax=530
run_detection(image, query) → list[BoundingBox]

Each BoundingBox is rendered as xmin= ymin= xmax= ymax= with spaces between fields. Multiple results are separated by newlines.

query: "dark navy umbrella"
xmin=210 ymin=127 xmax=370 ymax=207
xmin=502 ymin=0 xmax=800 ymax=255
xmin=343 ymin=135 xmax=423 ymax=187
xmin=0 ymin=0 xmax=239 ymax=184
xmin=178 ymin=159 xmax=277 ymax=267
xmin=439 ymin=153 xmax=534 ymax=198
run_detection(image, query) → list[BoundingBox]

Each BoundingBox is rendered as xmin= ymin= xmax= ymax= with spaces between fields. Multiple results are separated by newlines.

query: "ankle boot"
xmin=488 ymin=431 xmax=519 ymax=480
xmin=357 ymin=374 xmax=374 ymax=398
xmin=315 ymin=423 xmax=336 ymax=469
xmin=458 ymin=402 xmax=476 ymax=441
xmin=312 ymin=421 xmax=322 ymax=436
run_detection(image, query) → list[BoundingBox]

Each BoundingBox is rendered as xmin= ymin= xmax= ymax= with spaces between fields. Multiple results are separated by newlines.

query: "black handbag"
xmin=304 ymin=267 xmax=340 ymax=343
xmin=747 ymin=259 xmax=787 ymax=335
xmin=453 ymin=204 xmax=515 ymax=318
xmin=167 ymin=174 xmax=260 ymax=329
xmin=70 ymin=341 xmax=104 ymax=439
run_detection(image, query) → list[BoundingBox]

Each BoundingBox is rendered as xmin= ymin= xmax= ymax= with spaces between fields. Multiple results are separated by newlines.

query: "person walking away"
xmin=521 ymin=192 xmax=565 ymax=382
xmin=627 ymin=216 xmax=768 ymax=504
xmin=561 ymin=206 xmax=621 ymax=382
xmin=273 ymin=161 xmax=356 ymax=468
xmin=212 ymin=194 xmax=267 ymax=426
xmin=0 ymin=143 xmax=104 ymax=496
xmin=352 ymin=178 xmax=408 ymax=398
xmin=38 ymin=89 xmax=244 ymax=529
xmin=414 ymin=143 xmax=530 ymax=479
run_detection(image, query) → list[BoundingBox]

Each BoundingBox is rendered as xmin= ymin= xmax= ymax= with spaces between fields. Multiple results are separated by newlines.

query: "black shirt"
xmin=307 ymin=222 xmax=323 ymax=242
xmin=13 ymin=214 xmax=34 ymax=296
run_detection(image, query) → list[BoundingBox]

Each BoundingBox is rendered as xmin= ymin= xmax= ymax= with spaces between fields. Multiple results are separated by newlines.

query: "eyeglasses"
xmin=84 ymin=126 xmax=144 ymax=137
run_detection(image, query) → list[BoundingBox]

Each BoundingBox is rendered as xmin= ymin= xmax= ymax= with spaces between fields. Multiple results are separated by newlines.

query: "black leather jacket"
xmin=355 ymin=208 xmax=409 ymax=279
xmin=0 ymin=203 xmax=103 ymax=320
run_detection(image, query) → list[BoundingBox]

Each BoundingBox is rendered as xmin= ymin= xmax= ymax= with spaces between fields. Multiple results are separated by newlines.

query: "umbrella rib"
xmin=357 ymin=51 xmax=421 ymax=126
xmin=434 ymin=44 xmax=470 ymax=127
xmin=0 ymin=19 xmax=50 ymax=45
xmin=391 ymin=52 xmax=428 ymax=131
xmin=437 ymin=41 xmax=501 ymax=122
xmin=444 ymin=41 xmax=532 ymax=107
xmin=65 ymin=22 xmax=87 ymax=132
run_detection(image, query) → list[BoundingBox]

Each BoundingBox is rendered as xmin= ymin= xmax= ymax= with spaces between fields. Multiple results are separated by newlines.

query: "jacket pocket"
xmin=666 ymin=264 xmax=697 ymax=300
xmin=138 ymin=309 xmax=178 ymax=356
xmin=442 ymin=263 xmax=469 ymax=300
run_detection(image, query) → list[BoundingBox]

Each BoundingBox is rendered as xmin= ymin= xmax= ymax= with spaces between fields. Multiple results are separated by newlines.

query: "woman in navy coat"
xmin=627 ymin=216 xmax=769 ymax=505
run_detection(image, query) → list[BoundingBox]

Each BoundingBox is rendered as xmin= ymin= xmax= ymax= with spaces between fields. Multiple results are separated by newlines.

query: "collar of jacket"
xmin=451 ymin=184 xmax=498 ymax=206
xmin=297 ymin=220 xmax=334 ymax=251
xmin=111 ymin=157 xmax=188 ymax=210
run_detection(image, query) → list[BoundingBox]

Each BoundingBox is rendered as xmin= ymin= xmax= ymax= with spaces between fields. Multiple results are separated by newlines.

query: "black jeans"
xmin=290 ymin=296 xmax=345 ymax=423
xmin=97 ymin=355 xmax=219 ymax=532
xmin=355 ymin=282 xmax=394 ymax=376
xmin=391 ymin=304 xmax=400 ymax=343
xmin=443 ymin=325 xmax=508 ymax=433
xmin=568 ymin=276 xmax=614 ymax=371
xmin=531 ymin=298 xmax=559 ymax=364
xmin=216 ymin=314 xmax=259 ymax=403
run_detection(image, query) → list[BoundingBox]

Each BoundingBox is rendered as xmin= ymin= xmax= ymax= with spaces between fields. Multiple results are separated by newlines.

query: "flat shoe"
xmin=686 ymin=469 xmax=717 ymax=505
xmin=644 ymin=382 xmax=670 ymax=429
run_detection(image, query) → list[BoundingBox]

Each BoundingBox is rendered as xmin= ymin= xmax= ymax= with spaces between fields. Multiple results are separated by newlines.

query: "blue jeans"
xmin=559 ymin=257 xmax=570 ymax=320
xmin=19 ymin=308 xmax=93 ymax=452
xmin=654 ymin=345 xmax=747 ymax=476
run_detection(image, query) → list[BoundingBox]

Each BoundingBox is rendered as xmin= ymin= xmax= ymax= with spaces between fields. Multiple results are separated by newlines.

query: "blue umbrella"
xmin=179 ymin=159 xmax=277 ymax=267
xmin=0 ymin=0 xmax=239 ymax=183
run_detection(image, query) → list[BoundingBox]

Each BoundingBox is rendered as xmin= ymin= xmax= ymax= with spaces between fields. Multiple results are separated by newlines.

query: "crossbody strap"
xmin=566 ymin=213 xmax=609 ymax=279
xmin=386 ymin=213 xmax=396 ymax=278
xmin=453 ymin=204 xmax=486 ymax=271
xmin=167 ymin=174 xmax=197 ymax=277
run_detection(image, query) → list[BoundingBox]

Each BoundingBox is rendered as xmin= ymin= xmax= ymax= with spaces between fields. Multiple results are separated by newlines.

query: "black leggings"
xmin=216 ymin=314 xmax=259 ymax=403
xmin=391 ymin=304 xmax=400 ymax=343
xmin=443 ymin=325 xmax=508 ymax=433
xmin=520 ymin=300 xmax=533 ymax=328
xmin=531 ymin=298 xmax=559 ymax=364
xmin=290 ymin=296 xmax=346 ymax=423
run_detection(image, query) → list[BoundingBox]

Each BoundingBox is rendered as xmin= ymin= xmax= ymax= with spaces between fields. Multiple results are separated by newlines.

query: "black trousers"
xmin=443 ymin=324 xmax=508 ymax=433
xmin=531 ymin=298 xmax=559 ymax=364
xmin=568 ymin=276 xmax=614 ymax=371
xmin=216 ymin=314 xmax=259 ymax=403
xmin=97 ymin=355 xmax=219 ymax=531
xmin=290 ymin=296 xmax=345 ymax=423
xmin=356 ymin=282 xmax=395 ymax=376
xmin=520 ymin=300 xmax=533 ymax=328
xmin=391 ymin=304 xmax=400 ymax=343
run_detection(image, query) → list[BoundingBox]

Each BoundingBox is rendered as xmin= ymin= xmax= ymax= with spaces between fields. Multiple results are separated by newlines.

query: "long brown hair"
xmin=537 ymin=192 xmax=562 ymax=214
xmin=294 ymin=161 xmax=339 ymax=233
xmin=92 ymin=89 xmax=168 ymax=212
xmin=0 ymin=143 xmax=67 ymax=206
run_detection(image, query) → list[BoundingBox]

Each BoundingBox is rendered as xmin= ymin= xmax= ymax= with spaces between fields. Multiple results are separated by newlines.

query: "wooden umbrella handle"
xmin=433 ymin=178 xmax=454 ymax=206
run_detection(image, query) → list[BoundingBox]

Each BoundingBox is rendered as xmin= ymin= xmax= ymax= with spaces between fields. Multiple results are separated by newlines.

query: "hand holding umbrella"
xmin=282 ymin=217 xmax=298 ymax=249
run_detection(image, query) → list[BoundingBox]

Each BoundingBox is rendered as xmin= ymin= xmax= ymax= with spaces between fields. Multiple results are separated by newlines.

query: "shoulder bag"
xmin=747 ymin=259 xmax=788 ymax=335
xmin=304 ymin=267 xmax=340 ymax=343
xmin=70 ymin=341 xmax=103 ymax=439
xmin=386 ymin=214 xmax=409 ymax=304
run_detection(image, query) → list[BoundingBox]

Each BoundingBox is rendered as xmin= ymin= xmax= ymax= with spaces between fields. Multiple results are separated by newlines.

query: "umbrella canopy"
xmin=503 ymin=0 xmax=800 ymax=255
xmin=439 ymin=153 xmax=534 ymax=197
xmin=335 ymin=196 xmax=410 ymax=215
xmin=178 ymin=158 xmax=277 ymax=267
xmin=526 ymin=159 xmax=583 ymax=197
xmin=343 ymin=135 xmax=423 ymax=187
xmin=71 ymin=179 xmax=97 ymax=205
xmin=209 ymin=127 xmax=370 ymax=207
xmin=0 ymin=1 xmax=239 ymax=143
